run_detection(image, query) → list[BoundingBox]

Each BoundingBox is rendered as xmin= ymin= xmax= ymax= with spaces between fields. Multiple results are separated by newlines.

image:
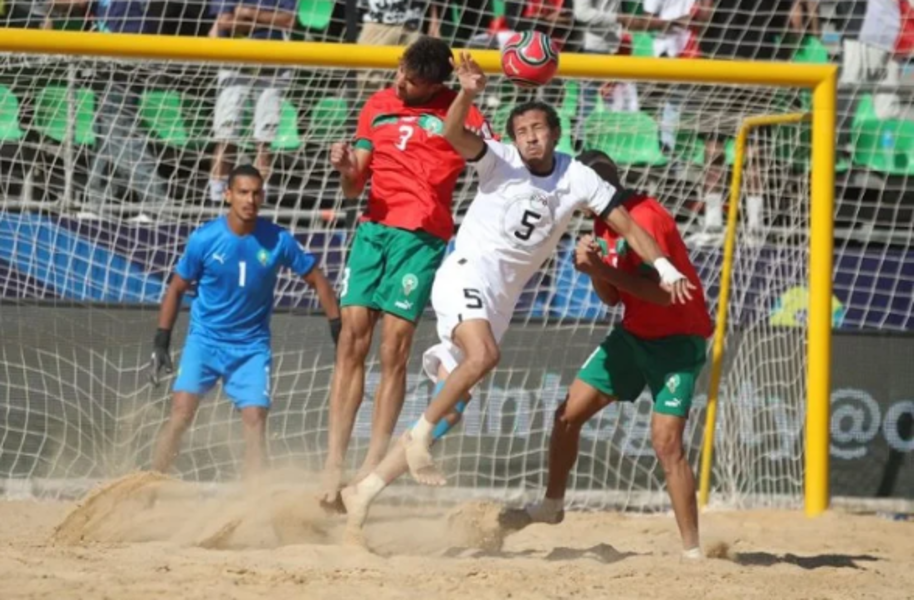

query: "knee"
xmin=170 ymin=404 xmax=196 ymax=431
xmin=465 ymin=342 xmax=500 ymax=377
xmin=379 ymin=332 xmax=412 ymax=373
xmin=338 ymin=322 xmax=371 ymax=363
xmin=651 ymin=427 xmax=684 ymax=467
xmin=552 ymin=399 xmax=583 ymax=435
xmin=240 ymin=408 xmax=267 ymax=430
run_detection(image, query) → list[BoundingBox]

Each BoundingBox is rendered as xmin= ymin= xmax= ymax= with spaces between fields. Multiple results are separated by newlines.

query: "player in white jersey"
xmin=339 ymin=54 xmax=693 ymax=532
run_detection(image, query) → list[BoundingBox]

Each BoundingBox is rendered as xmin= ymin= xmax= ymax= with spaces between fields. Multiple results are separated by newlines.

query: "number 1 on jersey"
xmin=395 ymin=125 xmax=414 ymax=151
xmin=238 ymin=261 xmax=247 ymax=287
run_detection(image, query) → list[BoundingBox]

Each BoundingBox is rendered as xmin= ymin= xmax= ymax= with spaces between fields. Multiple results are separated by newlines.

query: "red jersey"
xmin=594 ymin=194 xmax=713 ymax=340
xmin=354 ymin=87 xmax=492 ymax=241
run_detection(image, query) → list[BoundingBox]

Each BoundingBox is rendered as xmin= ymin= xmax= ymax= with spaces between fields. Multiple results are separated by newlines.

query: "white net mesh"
xmin=0 ymin=0 xmax=912 ymax=509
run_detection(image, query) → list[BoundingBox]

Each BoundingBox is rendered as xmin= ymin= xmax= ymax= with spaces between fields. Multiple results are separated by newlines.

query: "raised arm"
xmin=444 ymin=53 xmax=487 ymax=160
xmin=602 ymin=206 xmax=694 ymax=304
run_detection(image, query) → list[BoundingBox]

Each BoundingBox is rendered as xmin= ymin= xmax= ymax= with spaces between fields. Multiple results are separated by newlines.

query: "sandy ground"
xmin=0 ymin=472 xmax=912 ymax=600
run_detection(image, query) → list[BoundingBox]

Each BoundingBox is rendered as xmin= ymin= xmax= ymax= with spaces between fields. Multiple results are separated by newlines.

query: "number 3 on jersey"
xmin=395 ymin=125 xmax=414 ymax=151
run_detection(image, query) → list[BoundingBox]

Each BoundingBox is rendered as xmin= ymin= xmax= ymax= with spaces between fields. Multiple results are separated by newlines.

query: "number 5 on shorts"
xmin=464 ymin=288 xmax=483 ymax=309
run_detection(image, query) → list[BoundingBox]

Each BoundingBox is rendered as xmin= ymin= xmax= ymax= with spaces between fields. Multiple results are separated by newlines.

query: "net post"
xmin=697 ymin=117 xmax=751 ymax=509
xmin=805 ymin=70 xmax=837 ymax=518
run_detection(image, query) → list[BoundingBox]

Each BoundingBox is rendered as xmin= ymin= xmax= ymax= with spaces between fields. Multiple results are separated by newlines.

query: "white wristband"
xmin=653 ymin=257 xmax=685 ymax=285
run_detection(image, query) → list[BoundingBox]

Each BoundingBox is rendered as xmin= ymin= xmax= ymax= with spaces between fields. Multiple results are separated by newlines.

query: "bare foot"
xmin=402 ymin=431 xmax=446 ymax=486
xmin=318 ymin=467 xmax=346 ymax=515
xmin=341 ymin=485 xmax=370 ymax=530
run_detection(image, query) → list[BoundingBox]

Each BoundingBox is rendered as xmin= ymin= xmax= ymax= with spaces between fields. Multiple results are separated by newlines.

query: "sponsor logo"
xmin=664 ymin=397 xmax=682 ymax=408
xmin=395 ymin=300 xmax=413 ymax=311
xmin=212 ymin=253 xmax=226 ymax=264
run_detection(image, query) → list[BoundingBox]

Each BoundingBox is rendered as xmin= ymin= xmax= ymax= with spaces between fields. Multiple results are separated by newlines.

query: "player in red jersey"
xmin=320 ymin=37 xmax=491 ymax=509
xmin=503 ymin=150 xmax=713 ymax=560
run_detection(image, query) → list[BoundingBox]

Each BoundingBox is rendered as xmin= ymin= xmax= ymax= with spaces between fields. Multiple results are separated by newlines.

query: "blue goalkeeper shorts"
xmin=173 ymin=334 xmax=272 ymax=409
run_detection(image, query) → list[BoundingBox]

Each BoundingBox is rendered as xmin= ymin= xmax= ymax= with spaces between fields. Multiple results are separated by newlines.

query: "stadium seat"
xmin=34 ymin=86 xmax=96 ymax=145
xmin=631 ymin=32 xmax=655 ymax=58
xmin=792 ymin=36 xmax=829 ymax=64
xmin=582 ymin=110 xmax=667 ymax=166
xmin=140 ymin=90 xmax=190 ymax=147
xmin=0 ymin=85 xmax=23 ymax=142
xmin=307 ymin=96 xmax=348 ymax=143
xmin=851 ymin=94 xmax=914 ymax=175
xmin=675 ymin=131 xmax=705 ymax=165
xmin=298 ymin=0 xmax=334 ymax=31
xmin=271 ymin=100 xmax=301 ymax=152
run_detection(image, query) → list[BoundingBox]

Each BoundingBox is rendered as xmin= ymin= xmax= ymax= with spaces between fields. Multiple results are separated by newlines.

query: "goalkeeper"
xmin=147 ymin=165 xmax=341 ymax=480
xmin=504 ymin=150 xmax=713 ymax=559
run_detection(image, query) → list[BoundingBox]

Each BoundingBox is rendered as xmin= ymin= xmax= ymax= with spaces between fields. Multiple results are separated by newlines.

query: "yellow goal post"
xmin=0 ymin=30 xmax=837 ymax=515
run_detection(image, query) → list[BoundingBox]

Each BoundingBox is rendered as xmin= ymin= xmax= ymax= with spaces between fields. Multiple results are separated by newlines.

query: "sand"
xmin=1 ymin=472 xmax=912 ymax=600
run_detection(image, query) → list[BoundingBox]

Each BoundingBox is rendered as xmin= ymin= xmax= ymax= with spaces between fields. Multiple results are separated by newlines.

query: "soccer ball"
xmin=500 ymin=31 xmax=559 ymax=88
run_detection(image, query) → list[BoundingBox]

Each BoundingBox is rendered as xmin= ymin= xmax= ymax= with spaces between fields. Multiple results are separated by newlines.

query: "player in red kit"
xmin=320 ymin=37 xmax=491 ymax=509
xmin=503 ymin=150 xmax=713 ymax=560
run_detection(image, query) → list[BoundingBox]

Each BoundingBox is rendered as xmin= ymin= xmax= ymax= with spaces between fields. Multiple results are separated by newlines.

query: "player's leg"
xmin=643 ymin=334 xmax=707 ymax=557
xmin=506 ymin=331 xmax=639 ymax=529
xmin=151 ymin=336 xmax=218 ymax=473
xmin=223 ymin=342 xmax=274 ymax=480
xmin=320 ymin=222 xmax=386 ymax=503
xmin=341 ymin=365 xmax=469 ymax=530
xmin=368 ymin=226 xmax=447 ymax=485
xmin=353 ymin=312 xmax=416 ymax=480
xmin=405 ymin=318 xmax=500 ymax=486
xmin=151 ymin=391 xmax=201 ymax=473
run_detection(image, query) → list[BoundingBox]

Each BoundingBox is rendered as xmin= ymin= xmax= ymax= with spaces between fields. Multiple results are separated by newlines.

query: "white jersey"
xmin=452 ymin=139 xmax=622 ymax=311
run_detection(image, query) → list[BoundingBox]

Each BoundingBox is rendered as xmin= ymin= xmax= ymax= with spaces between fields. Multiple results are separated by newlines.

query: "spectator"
xmin=355 ymin=0 xmax=430 ymax=97
xmin=683 ymin=0 xmax=801 ymax=246
xmin=208 ymin=0 xmax=296 ymax=205
xmin=837 ymin=1 xmax=913 ymax=148
xmin=63 ymin=0 xmax=171 ymax=221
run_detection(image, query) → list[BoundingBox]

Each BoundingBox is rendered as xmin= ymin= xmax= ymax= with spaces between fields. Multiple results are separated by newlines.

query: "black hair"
xmin=401 ymin=37 xmax=454 ymax=84
xmin=227 ymin=164 xmax=264 ymax=189
xmin=506 ymin=101 xmax=560 ymax=140
xmin=577 ymin=149 xmax=623 ymax=189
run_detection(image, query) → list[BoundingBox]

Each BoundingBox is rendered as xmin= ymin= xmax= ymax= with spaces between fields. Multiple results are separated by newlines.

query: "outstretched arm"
xmin=602 ymin=206 xmax=695 ymax=304
xmin=444 ymin=52 xmax=487 ymax=160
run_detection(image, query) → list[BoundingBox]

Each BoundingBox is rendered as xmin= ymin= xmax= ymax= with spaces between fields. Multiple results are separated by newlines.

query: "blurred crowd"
xmin=0 ymin=1 xmax=912 ymax=241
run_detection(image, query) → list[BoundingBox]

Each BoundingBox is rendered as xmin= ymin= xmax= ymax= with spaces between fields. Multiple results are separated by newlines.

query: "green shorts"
xmin=339 ymin=221 xmax=447 ymax=323
xmin=577 ymin=328 xmax=707 ymax=418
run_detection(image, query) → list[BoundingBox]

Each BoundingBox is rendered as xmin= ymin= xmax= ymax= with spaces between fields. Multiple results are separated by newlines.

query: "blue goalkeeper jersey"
xmin=174 ymin=216 xmax=317 ymax=344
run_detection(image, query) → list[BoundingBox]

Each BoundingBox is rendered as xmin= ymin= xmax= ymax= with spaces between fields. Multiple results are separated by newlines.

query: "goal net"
xmin=0 ymin=24 xmax=907 ymax=510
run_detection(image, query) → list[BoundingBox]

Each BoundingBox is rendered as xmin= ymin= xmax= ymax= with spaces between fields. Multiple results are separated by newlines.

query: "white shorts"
xmin=213 ymin=70 xmax=288 ymax=144
xmin=421 ymin=256 xmax=513 ymax=383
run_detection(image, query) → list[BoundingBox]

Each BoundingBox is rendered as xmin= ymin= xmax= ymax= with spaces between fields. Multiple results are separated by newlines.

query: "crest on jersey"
xmin=666 ymin=374 xmax=681 ymax=394
xmin=419 ymin=115 xmax=444 ymax=136
xmin=257 ymin=248 xmax=269 ymax=266
xmin=402 ymin=273 xmax=418 ymax=296
xmin=615 ymin=238 xmax=628 ymax=256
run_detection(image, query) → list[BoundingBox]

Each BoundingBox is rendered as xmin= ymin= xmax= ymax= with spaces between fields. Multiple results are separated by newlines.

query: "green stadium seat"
xmin=34 ymin=86 xmax=96 ymax=145
xmin=298 ymin=0 xmax=334 ymax=31
xmin=140 ymin=90 xmax=190 ymax=147
xmin=492 ymin=0 xmax=506 ymax=18
xmin=792 ymin=36 xmax=829 ymax=64
xmin=308 ymin=96 xmax=348 ymax=143
xmin=851 ymin=94 xmax=914 ymax=175
xmin=675 ymin=131 xmax=704 ymax=165
xmin=582 ymin=110 xmax=667 ymax=166
xmin=631 ymin=32 xmax=655 ymax=58
xmin=0 ymin=85 xmax=23 ymax=142
xmin=271 ymin=100 xmax=301 ymax=152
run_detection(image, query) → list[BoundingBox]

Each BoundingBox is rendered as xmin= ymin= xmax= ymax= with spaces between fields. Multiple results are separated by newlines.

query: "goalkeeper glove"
xmin=329 ymin=317 xmax=342 ymax=347
xmin=148 ymin=328 xmax=174 ymax=387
